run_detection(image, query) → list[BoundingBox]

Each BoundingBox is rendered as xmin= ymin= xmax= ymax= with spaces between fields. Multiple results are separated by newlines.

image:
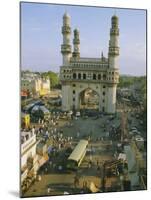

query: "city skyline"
xmin=21 ymin=2 xmax=146 ymax=76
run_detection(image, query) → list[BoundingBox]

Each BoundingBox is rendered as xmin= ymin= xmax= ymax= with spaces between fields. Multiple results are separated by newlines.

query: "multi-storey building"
xmin=21 ymin=72 xmax=50 ymax=97
xmin=21 ymin=130 xmax=39 ymax=183
xmin=21 ymin=130 xmax=49 ymax=191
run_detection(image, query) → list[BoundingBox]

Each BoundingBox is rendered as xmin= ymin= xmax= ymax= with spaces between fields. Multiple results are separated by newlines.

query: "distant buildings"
xmin=21 ymin=72 xmax=50 ymax=97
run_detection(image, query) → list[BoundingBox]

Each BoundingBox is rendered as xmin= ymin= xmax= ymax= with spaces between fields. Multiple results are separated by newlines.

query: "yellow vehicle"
xmin=21 ymin=113 xmax=30 ymax=129
xmin=66 ymin=140 xmax=88 ymax=170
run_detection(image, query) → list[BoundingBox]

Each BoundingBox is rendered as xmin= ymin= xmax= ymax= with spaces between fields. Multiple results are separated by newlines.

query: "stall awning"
xmin=38 ymin=154 xmax=49 ymax=167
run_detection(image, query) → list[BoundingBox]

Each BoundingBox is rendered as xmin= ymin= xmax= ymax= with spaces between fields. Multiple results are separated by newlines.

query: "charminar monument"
xmin=60 ymin=12 xmax=120 ymax=114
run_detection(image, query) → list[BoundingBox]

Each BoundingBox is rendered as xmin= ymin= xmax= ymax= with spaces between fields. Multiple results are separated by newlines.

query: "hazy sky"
xmin=21 ymin=2 xmax=146 ymax=76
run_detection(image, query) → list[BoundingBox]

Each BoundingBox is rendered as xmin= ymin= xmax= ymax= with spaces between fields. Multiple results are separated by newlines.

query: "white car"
xmin=68 ymin=110 xmax=73 ymax=115
xmin=131 ymin=127 xmax=137 ymax=131
xmin=76 ymin=111 xmax=80 ymax=117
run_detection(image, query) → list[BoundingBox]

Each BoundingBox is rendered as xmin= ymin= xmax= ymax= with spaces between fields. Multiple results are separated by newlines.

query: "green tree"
xmin=42 ymin=71 xmax=59 ymax=88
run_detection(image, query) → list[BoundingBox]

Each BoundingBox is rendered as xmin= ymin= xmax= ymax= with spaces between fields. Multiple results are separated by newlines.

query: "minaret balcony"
xmin=72 ymin=52 xmax=80 ymax=58
xmin=110 ymin=29 xmax=119 ymax=36
xmin=109 ymin=47 xmax=119 ymax=56
xmin=73 ymin=38 xmax=80 ymax=44
xmin=62 ymin=26 xmax=71 ymax=34
xmin=61 ymin=44 xmax=71 ymax=53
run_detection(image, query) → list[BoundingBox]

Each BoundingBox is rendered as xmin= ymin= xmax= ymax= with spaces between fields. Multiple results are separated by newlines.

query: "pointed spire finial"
xmin=63 ymin=10 xmax=70 ymax=18
xmin=101 ymin=51 xmax=104 ymax=58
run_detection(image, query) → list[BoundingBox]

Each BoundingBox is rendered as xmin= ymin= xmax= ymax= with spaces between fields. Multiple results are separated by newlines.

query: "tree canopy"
xmin=41 ymin=71 xmax=59 ymax=88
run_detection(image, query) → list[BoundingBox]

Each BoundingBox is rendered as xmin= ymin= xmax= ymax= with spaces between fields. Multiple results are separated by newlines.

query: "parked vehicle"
xmin=66 ymin=140 xmax=88 ymax=170
xmin=76 ymin=111 xmax=80 ymax=117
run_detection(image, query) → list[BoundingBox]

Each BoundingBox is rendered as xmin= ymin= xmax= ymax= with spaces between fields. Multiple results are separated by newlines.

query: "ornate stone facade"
xmin=60 ymin=13 xmax=120 ymax=114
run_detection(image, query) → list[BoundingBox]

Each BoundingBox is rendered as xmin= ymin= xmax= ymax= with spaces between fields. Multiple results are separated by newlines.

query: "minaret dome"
xmin=63 ymin=12 xmax=70 ymax=19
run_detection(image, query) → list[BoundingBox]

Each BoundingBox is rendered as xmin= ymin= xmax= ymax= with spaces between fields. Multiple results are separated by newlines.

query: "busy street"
xmin=20 ymin=86 xmax=147 ymax=197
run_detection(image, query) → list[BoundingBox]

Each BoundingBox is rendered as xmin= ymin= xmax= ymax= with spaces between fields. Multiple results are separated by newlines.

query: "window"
xmin=78 ymin=73 xmax=81 ymax=79
xmin=93 ymin=74 xmax=96 ymax=80
xmin=98 ymin=74 xmax=101 ymax=80
xmin=103 ymin=74 xmax=106 ymax=80
xmin=103 ymin=91 xmax=105 ymax=96
xmin=73 ymin=73 xmax=76 ymax=79
xmin=83 ymin=73 xmax=86 ymax=79
xmin=25 ymin=134 xmax=29 ymax=141
xmin=73 ymin=84 xmax=76 ymax=87
xmin=73 ymin=90 xmax=75 ymax=94
xmin=73 ymin=97 xmax=75 ymax=101
xmin=102 ymin=106 xmax=105 ymax=112
xmin=103 ymin=85 xmax=106 ymax=88
xmin=103 ymin=99 xmax=105 ymax=103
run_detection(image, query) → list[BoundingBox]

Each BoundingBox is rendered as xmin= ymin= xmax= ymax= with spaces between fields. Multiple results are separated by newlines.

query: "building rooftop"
xmin=21 ymin=131 xmax=31 ymax=137
xmin=70 ymin=57 xmax=108 ymax=64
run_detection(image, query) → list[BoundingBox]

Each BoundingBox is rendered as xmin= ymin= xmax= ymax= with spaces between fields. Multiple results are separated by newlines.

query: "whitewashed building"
xmin=21 ymin=130 xmax=39 ymax=183
xmin=21 ymin=130 xmax=49 ymax=186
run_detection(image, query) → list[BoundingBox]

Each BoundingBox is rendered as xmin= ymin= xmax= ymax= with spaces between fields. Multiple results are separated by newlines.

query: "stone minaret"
xmin=107 ymin=15 xmax=120 ymax=114
xmin=108 ymin=15 xmax=119 ymax=69
xmin=61 ymin=12 xmax=72 ymax=66
xmin=72 ymin=28 xmax=80 ymax=59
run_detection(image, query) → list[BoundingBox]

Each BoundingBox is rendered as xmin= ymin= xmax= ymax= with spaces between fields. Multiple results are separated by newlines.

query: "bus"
xmin=23 ymin=103 xmax=35 ymax=113
xmin=39 ymin=106 xmax=50 ymax=120
xmin=66 ymin=140 xmax=88 ymax=170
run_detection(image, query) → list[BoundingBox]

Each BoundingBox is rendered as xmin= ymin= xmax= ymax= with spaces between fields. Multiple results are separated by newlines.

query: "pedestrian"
xmin=74 ymin=176 xmax=79 ymax=188
xmin=45 ymin=167 xmax=48 ymax=173
xmin=97 ymin=165 xmax=101 ymax=172
xmin=37 ymin=175 xmax=41 ymax=181
xmin=47 ymin=187 xmax=51 ymax=193
xmin=88 ymin=161 xmax=91 ymax=169
xmin=96 ymin=159 xmax=99 ymax=167
xmin=49 ymin=160 xmax=52 ymax=167
xmin=84 ymin=180 xmax=87 ymax=189
xmin=58 ymin=165 xmax=62 ymax=171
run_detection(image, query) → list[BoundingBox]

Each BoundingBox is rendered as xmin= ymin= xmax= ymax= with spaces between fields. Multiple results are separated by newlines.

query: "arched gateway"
xmin=79 ymin=88 xmax=100 ymax=110
xmin=60 ymin=13 xmax=120 ymax=114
